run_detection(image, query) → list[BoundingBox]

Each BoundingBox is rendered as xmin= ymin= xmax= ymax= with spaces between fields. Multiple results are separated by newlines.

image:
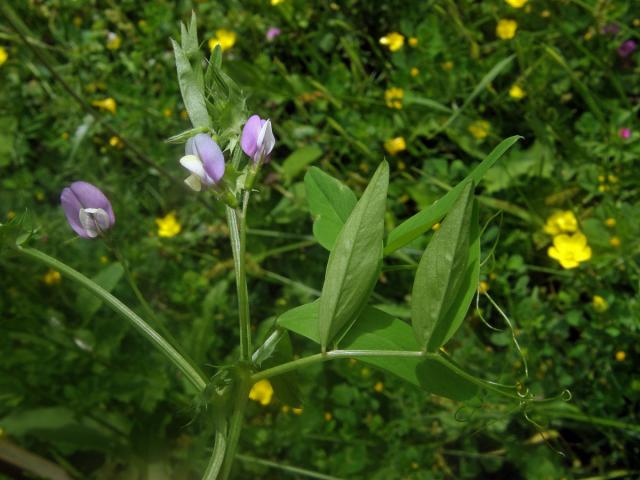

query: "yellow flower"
xmin=408 ymin=37 xmax=418 ymax=47
xmin=324 ymin=412 xmax=333 ymax=421
xmin=156 ymin=212 xmax=182 ymax=238
xmin=162 ymin=108 xmax=173 ymax=118
xmin=509 ymin=84 xmax=525 ymax=99
xmin=384 ymin=87 xmax=404 ymax=109
xmin=92 ymin=97 xmax=117 ymax=114
xmin=469 ymin=120 xmax=490 ymax=140
xmin=109 ymin=136 xmax=123 ymax=149
xmin=610 ymin=236 xmax=621 ymax=248
xmin=374 ymin=381 xmax=384 ymax=393
xmin=209 ymin=29 xmax=237 ymax=52
xmin=379 ymin=32 xmax=405 ymax=52
xmin=605 ymin=218 xmax=616 ymax=228
xmin=541 ymin=9 xmax=551 ymax=18
xmin=410 ymin=67 xmax=419 ymax=77
xmin=249 ymin=379 xmax=274 ymax=406
xmin=505 ymin=0 xmax=527 ymax=7
xmin=384 ymin=137 xmax=406 ymax=156
xmin=106 ymin=32 xmax=121 ymax=50
xmin=271 ymin=0 xmax=285 ymax=4
xmin=496 ymin=19 xmax=518 ymax=40
xmin=544 ymin=211 xmax=578 ymax=236
xmin=292 ymin=407 xmax=303 ymax=415
xmin=441 ymin=61 xmax=454 ymax=71
xmin=0 ymin=47 xmax=7 ymax=66
xmin=592 ymin=295 xmax=608 ymax=312
xmin=281 ymin=404 xmax=290 ymax=414
xmin=615 ymin=351 xmax=626 ymax=362
xmin=43 ymin=269 xmax=62 ymax=286
xmin=432 ymin=222 xmax=441 ymax=231
xmin=478 ymin=281 xmax=489 ymax=294
xmin=547 ymin=232 xmax=592 ymax=269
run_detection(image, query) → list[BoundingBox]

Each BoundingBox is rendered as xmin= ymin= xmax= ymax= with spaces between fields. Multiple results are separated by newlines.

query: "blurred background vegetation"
xmin=1 ymin=0 xmax=639 ymax=478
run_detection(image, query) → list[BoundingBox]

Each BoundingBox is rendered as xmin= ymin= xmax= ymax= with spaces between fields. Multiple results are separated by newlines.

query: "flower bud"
xmin=241 ymin=115 xmax=275 ymax=164
xmin=61 ymin=181 xmax=115 ymax=238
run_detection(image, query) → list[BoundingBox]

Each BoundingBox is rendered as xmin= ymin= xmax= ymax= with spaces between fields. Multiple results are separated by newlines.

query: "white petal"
xmin=179 ymin=154 xmax=207 ymax=180
xmin=184 ymin=174 xmax=202 ymax=191
xmin=79 ymin=208 xmax=109 ymax=237
xmin=257 ymin=120 xmax=275 ymax=157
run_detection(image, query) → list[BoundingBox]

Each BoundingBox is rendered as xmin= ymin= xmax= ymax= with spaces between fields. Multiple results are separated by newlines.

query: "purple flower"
xmin=179 ymin=133 xmax=225 ymax=191
xmin=601 ymin=23 xmax=620 ymax=36
xmin=61 ymin=181 xmax=115 ymax=238
xmin=619 ymin=127 xmax=631 ymax=139
xmin=266 ymin=27 xmax=281 ymax=41
xmin=618 ymin=40 xmax=637 ymax=58
xmin=241 ymin=115 xmax=275 ymax=164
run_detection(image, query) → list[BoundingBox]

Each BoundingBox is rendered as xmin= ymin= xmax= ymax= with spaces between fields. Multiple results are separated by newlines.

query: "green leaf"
xmin=171 ymin=14 xmax=210 ymax=129
xmin=304 ymin=167 xmax=357 ymax=250
xmin=318 ymin=161 xmax=389 ymax=351
xmin=411 ymin=182 xmax=476 ymax=352
xmin=282 ymin=145 xmax=323 ymax=182
xmin=384 ymin=135 xmax=520 ymax=255
xmin=75 ymin=263 xmax=124 ymax=321
xmin=277 ymin=302 xmax=477 ymax=401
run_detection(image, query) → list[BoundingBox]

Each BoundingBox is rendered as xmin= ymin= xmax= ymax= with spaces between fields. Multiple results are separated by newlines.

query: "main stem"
xmin=226 ymin=192 xmax=251 ymax=362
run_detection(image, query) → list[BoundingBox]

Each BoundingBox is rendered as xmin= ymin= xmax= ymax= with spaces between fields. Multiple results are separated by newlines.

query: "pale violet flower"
xmin=241 ymin=115 xmax=275 ymax=164
xmin=60 ymin=181 xmax=115 ymax=238
xmin=179 ymin=133 xmax=225 ymax=191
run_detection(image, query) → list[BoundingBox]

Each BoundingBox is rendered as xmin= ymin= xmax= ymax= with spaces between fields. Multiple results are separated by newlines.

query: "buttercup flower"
xmin=249 ymin=379 xmax=273 ymax=406
xmin=179 ymin=134 xmax=225 ymax=191
xmin=61 ymin=181 xmax=115 ymax=238
xmin=156 ymin=212 xmax=181 ymax=238
xmin=544 ymin=211 xmax=578 ymax=235
xmin=241 ymin=114 xmax=276 ymax=164
xmin=592 ymin=295 xmax=608 ymax=312
xmin=106 ymin=32 xmax=121 ymax=50
xmin=509 ymin=84 xmax=525 ymax=99
xmin=266 ymin=27 xmax=281 ymax=41
xmin=619 ymin=127 xmax=631 ymax=139
xmin=505 ymin=0 xmax=527 ymax=7
xmin=379 ymin=32 xmax=404 ymax=52
xmin=617 ymin=40 xmax=637 ymax=58
xmin=469 ymin=120 xmax=490 ymax=140
xmin=271 ymin=0 xmax=285 ymax=4
xmin=374 ymin=381 xmax=384 ymax=393
xmin=92 ymin=98 xmax=117 ymax=114
xmin=496 ymin=19 xmax=518 ymax=40
xmin=0 ymin=47 xmax=7 ymax=66
xmin=610 ymin=236 xmax=621 ymax=247
xmin=410 ymin=67 xmax=419 ymax=77
xmin=478 ymin=281 xmax=489 ymax=294
xmin=209 ymin=29 xmax=236 ymax=52
xmin=605 ymin=217 xmax=616 ymax=227
xmin=43 ymin=269 xmax=62 ymax=286
xmin=547 ymin=231 xmax=592 ymax=269
xmin=615 ymin=351 xmax=626 ymax=362
xmin=384 ymin=87 xmax=404 ymax=109
xmin=384 ymin=137 xmax=406 ymax=156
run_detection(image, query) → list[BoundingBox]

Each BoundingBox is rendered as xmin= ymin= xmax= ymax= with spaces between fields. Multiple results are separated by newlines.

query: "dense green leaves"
xmin=281 ymin=146 xmax=323 ymax=182
xmin=384 ymin=136 xmax=521 ymax=254
xmin=277 ymin=302 xmax=478 ymax=401
xmin=304 ymin=167 xmax=357 ymax=250
xmin=411 ymin=182 xmax=476 ymax=352
xmin=318 ymin=162 xmax=388 ymax=351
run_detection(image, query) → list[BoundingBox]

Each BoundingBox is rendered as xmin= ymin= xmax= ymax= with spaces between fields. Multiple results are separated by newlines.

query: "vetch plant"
xmin=3 ymin=13 xmax=571 ymax=480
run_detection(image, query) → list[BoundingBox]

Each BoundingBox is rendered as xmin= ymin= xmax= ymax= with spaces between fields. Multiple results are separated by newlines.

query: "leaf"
xmin=171 ymin=15 xmax=210 ymax=130
xmin=411 ymin=182 xmax=475 ymax=352
xmin=318 ymin=161 xmax=389 ymax=351
xmin=282 ymin=145 xmax=323 ymax=182
xmin=75 ymin=263 xmax=124 ymax=321
xmin=384 ymin=135 xmax=520 ymax=255
xmin=304 ymin=167 xmax=357 ymax=250
xmin=277 ymin=303 xmax=478 ymax=401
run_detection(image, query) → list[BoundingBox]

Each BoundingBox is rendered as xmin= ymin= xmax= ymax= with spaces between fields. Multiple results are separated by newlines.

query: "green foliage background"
xmin=1 ymin=0 xmax=639 ymax=478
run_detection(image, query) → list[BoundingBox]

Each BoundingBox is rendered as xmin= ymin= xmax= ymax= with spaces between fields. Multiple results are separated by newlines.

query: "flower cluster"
xmin=544 ymin=211 xmax=592 ymax=269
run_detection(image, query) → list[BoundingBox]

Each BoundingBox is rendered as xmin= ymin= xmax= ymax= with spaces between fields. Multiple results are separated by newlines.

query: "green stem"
xmin=219 ymin=369 xmax=252 ymax=480
xmin=236 ymin=454 xmax=345 ymax=480
xmin=18 ymin=246 xmax=207 ymax=393
xmin=226 ymin=194 xmax=251 ymax=362
xmin=201 ymin=426 xmax=227 ymax=480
